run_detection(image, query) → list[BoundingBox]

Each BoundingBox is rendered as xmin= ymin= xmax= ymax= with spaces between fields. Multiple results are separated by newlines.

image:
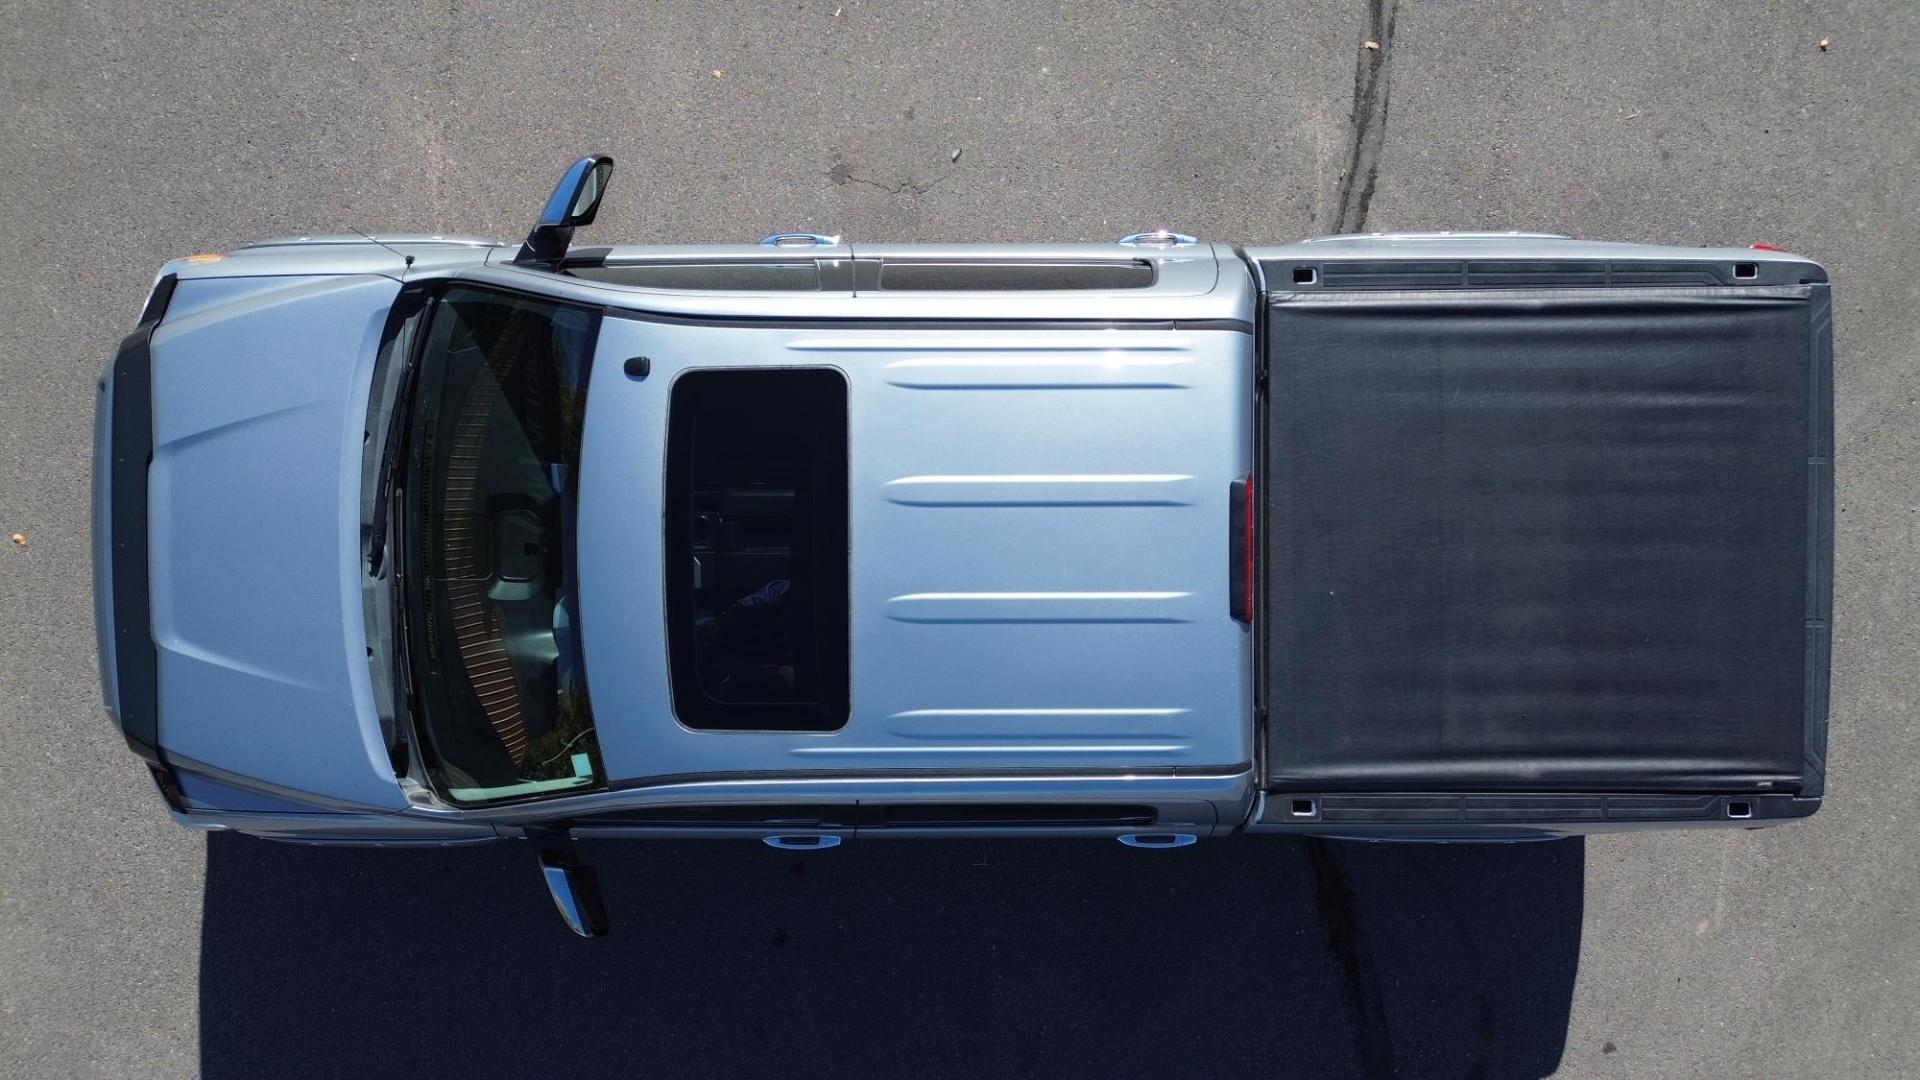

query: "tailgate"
xmin=1248 ymin=239 xmax=1832 ymax=830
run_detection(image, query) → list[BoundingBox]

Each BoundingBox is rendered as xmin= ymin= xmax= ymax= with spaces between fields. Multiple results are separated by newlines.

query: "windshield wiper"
xmin=368 ymin=296 xmax=429 ymax=577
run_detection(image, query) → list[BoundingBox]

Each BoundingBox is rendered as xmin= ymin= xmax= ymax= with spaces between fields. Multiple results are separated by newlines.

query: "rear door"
xmin=1246 ymin=236 xmax=1833 ymax=832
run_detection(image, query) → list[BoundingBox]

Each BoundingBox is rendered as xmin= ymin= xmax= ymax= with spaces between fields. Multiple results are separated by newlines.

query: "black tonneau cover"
xmin=1259 ymin=279 xmax=1832 ymax=796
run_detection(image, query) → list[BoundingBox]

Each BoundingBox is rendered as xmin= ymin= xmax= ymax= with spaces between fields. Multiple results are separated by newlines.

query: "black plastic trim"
xmin=869 ymin=803 xmax=1157 ymax=827
xmin=559 ymin=253 xmax=855 ymax=293
xmin=1257 ymin=791 xmax=1821 ymax=827
xmin=138 ymin=276 xmax=177 ymax=324
xmin=563 ymin=260 xmax=828 ymax=292
xmin=148 ymin=763 xmax=187 ymax=812
xmin=818 ymin=257 xmax=855 ymax=292
xmin=1801 ymin=283 xmax=1835 ymax=798
xmin=580 ymin=803 xmax=858 ymax=827
xmin=106 ymin=274 xmax=177 ymax=766
xmin=1260 ymin=257 xmax=1827 ymax=291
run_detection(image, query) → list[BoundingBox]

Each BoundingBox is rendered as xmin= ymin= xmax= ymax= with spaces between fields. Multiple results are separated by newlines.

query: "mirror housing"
xmin=514 ymin=154 xmax=614 ymax=266
xmin=528 ymin=826 xmax=610 ymax=937
xmin=539 ymin=858 xmax=610 ymax=938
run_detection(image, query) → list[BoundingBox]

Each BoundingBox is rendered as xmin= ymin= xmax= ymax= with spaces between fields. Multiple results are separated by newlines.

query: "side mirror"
xmin=539 ymin=856 xmax=610 ymax=938
xmin=515 ymin=154 xmax=614 ymax=266
xmin=528 ymin=825 xmax=610 ymax=937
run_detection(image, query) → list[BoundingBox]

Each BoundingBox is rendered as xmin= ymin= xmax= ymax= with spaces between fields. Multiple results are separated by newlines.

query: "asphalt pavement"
xmin=2 ymin=2 xmax=1915 ymax=1077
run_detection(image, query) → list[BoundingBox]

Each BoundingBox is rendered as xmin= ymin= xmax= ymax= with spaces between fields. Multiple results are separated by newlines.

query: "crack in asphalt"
xmin=1330 ymin=0 xmax=1399 ymax=234
xmin=826 ymin=162 xmax=947 ymax=196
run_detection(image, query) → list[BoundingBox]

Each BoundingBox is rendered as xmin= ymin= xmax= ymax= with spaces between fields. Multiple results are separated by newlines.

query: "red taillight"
xmin=1243 ymin=475 xmax=1256 ymax=621
xmin=1748 ymin=243 xmax=1788 ymax=252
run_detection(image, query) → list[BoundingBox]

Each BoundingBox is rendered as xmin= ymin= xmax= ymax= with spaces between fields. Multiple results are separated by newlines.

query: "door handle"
xmin=762 ymin=834 xmax=843 ymax=850
xmin=1118 ymin=833 xmax=1198 ymax=849
xmin=1117 ymin=231 xmax=1197 ymax=247
xmin=759 ymin=233 xmax=840 ymax=248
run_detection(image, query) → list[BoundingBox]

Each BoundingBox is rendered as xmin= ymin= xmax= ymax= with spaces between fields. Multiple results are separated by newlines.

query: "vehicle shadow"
xmin=199 ymin=832 xmax=1583 ymax=1079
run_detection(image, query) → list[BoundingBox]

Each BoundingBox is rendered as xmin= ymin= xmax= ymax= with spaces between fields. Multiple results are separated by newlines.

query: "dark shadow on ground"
xmin=200 ymin=833 xmax=1582 ymax=1079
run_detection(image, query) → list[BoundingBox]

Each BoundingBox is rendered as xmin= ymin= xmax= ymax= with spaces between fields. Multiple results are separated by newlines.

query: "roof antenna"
xmin=354 ymin=230 xmax=415 ymax=275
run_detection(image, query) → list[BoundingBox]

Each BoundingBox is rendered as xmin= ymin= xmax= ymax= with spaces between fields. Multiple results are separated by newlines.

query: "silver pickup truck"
xmin=95 ymin=157 xmax=1833 ymax=935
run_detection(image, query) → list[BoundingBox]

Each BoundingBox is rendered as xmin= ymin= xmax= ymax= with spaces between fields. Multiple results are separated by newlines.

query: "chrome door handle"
xmin=1117 ymin=833 xmax=1198 ymax=849
xmin=762 ymin=834 xmax=843 ymax=850
xmin=1118 ymin=231 xmax=1198 ymax=247
xmin=759 ymin=233 xmax=841 ymax=247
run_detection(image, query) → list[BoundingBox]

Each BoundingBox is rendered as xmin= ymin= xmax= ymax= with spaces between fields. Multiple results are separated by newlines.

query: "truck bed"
xmin=1255 ymin=260 xmax=1831 ymax=801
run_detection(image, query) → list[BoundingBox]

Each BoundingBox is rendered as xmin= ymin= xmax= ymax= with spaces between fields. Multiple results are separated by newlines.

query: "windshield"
xmin=401 ymin=285 xmax=602 ymax=803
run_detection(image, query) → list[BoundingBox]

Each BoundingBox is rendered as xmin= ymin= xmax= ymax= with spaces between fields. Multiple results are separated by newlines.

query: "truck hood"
xmin=144 ymin=274 xmax=407 ymax=811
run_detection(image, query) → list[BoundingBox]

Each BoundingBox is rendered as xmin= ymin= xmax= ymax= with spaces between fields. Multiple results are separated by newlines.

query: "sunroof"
xmin=663 ymin=369 xmax=850 ymax=732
